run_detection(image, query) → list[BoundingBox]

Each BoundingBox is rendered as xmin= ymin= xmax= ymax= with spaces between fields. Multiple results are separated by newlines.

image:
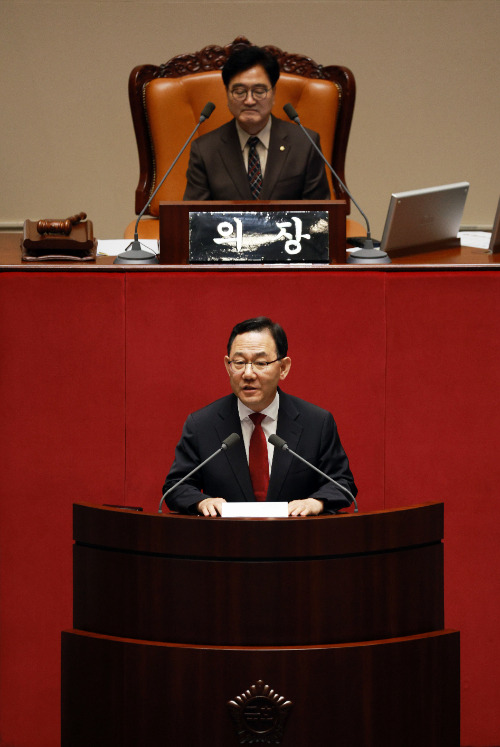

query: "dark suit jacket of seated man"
xmin=183 ymin=44 xmax=331 ymax=202
xmin=162 ymin=317 xmax=357 ymax=517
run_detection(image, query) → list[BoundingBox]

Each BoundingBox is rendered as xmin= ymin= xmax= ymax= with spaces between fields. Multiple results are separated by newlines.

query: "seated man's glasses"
xmin=228 ymin=358 xmax=282 ymax=373
xmin=229 ymin=86 xmax=272 ymax=101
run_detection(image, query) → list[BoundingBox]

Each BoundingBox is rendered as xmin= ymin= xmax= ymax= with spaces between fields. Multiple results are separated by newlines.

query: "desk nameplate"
xmin=189 ymin=210 xmax=329 ymax=263
xmin=159 ymin=200 xmax=347 ymax=264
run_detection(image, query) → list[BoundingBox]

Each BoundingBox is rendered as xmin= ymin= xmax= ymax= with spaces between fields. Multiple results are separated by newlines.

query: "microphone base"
xmin=113 ymin=240 xmax=159 ymax=265
xmin=347 ymin=239 xmax=391 ymax=264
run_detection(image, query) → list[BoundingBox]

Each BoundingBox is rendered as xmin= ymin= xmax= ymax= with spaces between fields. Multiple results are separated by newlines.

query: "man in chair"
xmin=162 ymin=317 xmax=356 ymax=516
xmin=183 ymin=46 xmax=331 ymax=201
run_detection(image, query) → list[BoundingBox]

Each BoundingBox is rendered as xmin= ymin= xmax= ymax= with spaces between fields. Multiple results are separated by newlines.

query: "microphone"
xmin=268 ymin=433 xmax=358 ymax=512
xmin=115 ymin=102 xmax=216 ymax=265
xmin=158 ymin=431 xmax=240 ymax=513
xmin=282 ymin=103 xmax=390 ymax=265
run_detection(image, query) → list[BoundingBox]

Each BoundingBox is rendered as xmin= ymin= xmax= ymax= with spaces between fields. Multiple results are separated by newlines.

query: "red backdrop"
xmin=1 ymin=267 xmax=499 ymax=745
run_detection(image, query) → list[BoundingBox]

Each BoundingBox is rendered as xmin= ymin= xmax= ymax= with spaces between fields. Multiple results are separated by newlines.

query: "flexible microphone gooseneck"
xmin=158 ymin=431 xmax=240 ymax=514
xmin=282 ymin=103 xmax=390 ymax=265
xmin=268 ymin=433 xmax=358 ymax=512
xmin=115 ymin=102 xmax=216 ymax=265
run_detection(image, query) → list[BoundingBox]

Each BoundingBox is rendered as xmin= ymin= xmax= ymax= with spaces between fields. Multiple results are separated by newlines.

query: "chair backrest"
xmin=129 ymin=36 xmax=356 ymax=217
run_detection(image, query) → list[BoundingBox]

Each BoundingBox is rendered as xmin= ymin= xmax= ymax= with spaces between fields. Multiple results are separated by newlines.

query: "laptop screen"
xmin=380 ymin=182 xmax=469 ymax=254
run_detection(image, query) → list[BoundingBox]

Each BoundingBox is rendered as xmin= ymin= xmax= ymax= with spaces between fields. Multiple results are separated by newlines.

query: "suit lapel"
xmin=219 ymin=121 xmax=254 ymax=199
xmin=260 ymin=117 xmax=290 ymax=200
xmin=213 ymin=394 xmax=255 ymax=500
xmin=267 ymin=391 xmax=303 ymax=501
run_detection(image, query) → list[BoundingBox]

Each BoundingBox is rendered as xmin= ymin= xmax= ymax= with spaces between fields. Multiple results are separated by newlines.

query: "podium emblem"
xmin=227 ymin=679 xmax=292 ymax=744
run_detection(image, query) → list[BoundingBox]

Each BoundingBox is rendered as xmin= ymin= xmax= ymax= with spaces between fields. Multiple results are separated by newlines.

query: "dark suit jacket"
xmin=163 ymin=390 xmax=357 ymax=514
xmin=183 ymin=115 xmax=331 ymax=201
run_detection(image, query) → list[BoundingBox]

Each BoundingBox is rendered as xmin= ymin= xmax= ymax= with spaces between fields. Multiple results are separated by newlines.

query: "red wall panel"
xmin=385 ymin=272 xmax=500 ymax=744
xmin=0 ymin=272 xmax=126 ymax=747
xmin=0 ymin=267 xmax=499 ymax=745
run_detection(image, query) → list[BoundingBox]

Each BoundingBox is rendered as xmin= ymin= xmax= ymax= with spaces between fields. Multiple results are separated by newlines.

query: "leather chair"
xmin=125 ymin=36 xmax=363 ymax=239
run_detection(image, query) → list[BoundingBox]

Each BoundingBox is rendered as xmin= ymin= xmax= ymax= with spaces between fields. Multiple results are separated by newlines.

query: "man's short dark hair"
xmin=222 ymin=46 xmax=280 ymax=89
xmin=227 ymin=317 xmax=288 ymax=359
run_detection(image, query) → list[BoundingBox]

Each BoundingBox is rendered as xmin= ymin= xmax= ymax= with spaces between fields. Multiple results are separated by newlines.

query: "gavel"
xmin=37 ymin=212 xmax=87 ymax=236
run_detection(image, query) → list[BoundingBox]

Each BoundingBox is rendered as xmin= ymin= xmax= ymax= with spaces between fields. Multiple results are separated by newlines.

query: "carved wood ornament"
xmin=227 ymin=680 xmax=292 ymax=744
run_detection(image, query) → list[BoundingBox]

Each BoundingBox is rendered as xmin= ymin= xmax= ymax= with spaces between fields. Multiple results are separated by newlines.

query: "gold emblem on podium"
xmin=227 ymin=679 xmax=292 ymax=744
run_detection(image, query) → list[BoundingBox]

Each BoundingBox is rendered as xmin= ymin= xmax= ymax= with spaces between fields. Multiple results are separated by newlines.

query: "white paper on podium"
xmin=220 ymin=502 xmax=289 ymax=518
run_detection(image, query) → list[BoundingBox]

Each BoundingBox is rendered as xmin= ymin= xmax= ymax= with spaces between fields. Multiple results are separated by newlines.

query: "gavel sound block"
xmin=22 ymin=213 xmax=97 ymax=261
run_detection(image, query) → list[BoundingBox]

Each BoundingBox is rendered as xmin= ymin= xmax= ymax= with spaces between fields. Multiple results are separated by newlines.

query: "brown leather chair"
xmin=125 ymin=36 xmax=363 ymax=239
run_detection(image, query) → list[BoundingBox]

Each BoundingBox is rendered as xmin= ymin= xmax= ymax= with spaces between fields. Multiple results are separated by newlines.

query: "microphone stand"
xmin=115 ymin=102 xmax=216 ymax=265
xmin=269 ymin=434 xmax=358 ymax=512
xmin=283 ymin=103 xmax=390 ymax=265
xmin=158 ymin=432 xmax=240 ymax=513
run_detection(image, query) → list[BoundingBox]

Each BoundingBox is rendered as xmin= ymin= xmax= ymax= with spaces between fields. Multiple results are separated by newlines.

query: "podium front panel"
xmin=72 ymin=503 xmax=445 ymax=646
xmin=62 ymin=629 xmax=460 ymax=747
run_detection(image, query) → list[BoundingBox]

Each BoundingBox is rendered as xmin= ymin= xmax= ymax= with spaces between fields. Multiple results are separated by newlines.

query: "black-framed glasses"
xmin=229 ymin=86 xmax=272 ymax=101
xmin=228 ymin=358 xmax=282 ymax=373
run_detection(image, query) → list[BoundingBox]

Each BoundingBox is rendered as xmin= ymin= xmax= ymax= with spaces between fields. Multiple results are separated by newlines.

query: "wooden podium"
xmin=61 ymin=502 xmax=459 ymax=746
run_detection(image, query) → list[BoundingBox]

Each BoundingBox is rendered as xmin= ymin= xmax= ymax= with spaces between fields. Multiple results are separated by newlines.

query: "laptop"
xmin=379 ymin=182 xmax=469 ymax=254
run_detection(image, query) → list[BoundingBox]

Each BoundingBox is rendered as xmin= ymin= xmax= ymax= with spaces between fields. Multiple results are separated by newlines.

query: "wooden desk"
xmin=1 ymin=231 xmax=499 ymax=270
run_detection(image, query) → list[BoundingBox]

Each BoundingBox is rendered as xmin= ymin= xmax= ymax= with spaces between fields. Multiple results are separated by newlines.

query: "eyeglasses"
xmin=229 ymin=86 xmax=272 ymax=102
xmin=228 ymin=358 xmax=282 ymax=373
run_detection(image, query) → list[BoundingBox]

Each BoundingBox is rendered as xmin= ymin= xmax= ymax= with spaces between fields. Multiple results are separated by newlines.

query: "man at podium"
xmin=183 ymin=45 xmax=331 ymax=201
xmin=163 ymin=317 xmax=356 ymax=516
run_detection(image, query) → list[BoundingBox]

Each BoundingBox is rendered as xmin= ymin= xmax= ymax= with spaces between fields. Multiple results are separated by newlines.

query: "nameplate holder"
xmin=159 ymin=201 xmax=347 ymax=264
xmin=189 ymin=210 xmax=328 ymax=263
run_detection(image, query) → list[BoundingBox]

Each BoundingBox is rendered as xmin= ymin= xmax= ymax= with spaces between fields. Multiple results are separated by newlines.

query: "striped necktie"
xmin=247 ymin=136 xmax=263 ymax=199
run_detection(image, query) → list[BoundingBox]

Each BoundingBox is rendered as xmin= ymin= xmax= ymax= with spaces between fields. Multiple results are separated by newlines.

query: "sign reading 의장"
xmin=188 ymin=210 xmax=329 ymax=263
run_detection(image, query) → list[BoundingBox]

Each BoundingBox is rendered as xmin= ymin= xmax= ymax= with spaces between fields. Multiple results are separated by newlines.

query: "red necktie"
xmin=249 ymin=412 xmax=269 ymax=501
